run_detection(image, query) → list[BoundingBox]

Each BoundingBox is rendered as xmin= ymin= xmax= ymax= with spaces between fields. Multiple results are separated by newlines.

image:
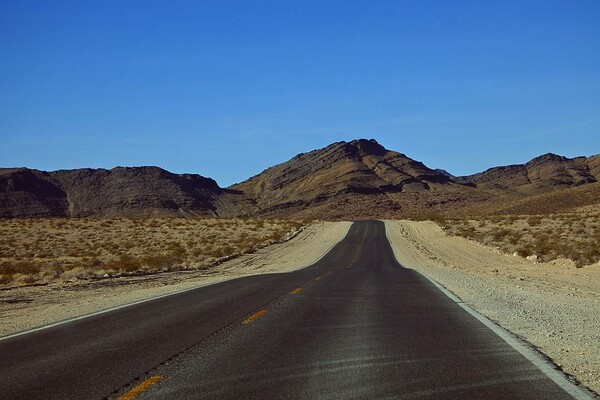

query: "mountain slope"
xmin=230 ymin=139 xmax=485 ymax=218
xmin=489 ymin=181 xmax=600 ymax=215
xmin=456 ymin=153 xmax=600 ymax=194
xmin=0 ymin=167 xmax=241 ymax=218
xmin=2 ymin=141 xmax=599 ymax=219
xmin=0 ymin=169 xmax=69 ymax=217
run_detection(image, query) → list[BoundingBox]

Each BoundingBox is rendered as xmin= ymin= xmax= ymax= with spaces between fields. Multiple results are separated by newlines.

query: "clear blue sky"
xmin=1 ymin=1 xmax=599 ymax=186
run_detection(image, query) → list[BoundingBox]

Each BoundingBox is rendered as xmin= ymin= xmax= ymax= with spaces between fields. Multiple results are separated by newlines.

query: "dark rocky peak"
xmin=306 ymin=139 xmax=389 ymax=161
xmin=346 ymin=138 xmax=387 ymax=157
xmin=0 ymin=168 xmax=64 ymax=197
xmin=435 ymin=169 xmax=455 ymax=178
xmin=526 ymin=153 xmax=569 ymax=166
xmin=179 ymin=173 xmax=220 ymax=190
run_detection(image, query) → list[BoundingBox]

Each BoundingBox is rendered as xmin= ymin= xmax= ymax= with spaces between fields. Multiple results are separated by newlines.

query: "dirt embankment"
xmin=0 ymin=221 xmax=352 ymax=337
xmin=385 ymin=220 xmax=600 ymax=395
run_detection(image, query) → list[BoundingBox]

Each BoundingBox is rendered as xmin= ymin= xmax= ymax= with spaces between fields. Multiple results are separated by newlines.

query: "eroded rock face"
xmin=0 ymin=169 xmax=68 ymax=217
xmin=229 ymin=139 xmax=473 ymax=218
xmin=2 ymin=141 xmax=598 ymax=219
xmin=456 ymin=153 xmax=599 ymax=194
xmin=0 ymin=166 xmax=230 ymax=218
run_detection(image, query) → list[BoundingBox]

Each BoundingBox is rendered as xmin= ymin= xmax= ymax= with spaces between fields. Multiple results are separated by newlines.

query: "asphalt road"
xmin=0 ymin=221 xmax=582 ymax=399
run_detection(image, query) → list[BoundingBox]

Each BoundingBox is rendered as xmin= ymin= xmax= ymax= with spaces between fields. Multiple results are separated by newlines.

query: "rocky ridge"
xmin=456 ymin=153 xmax=600 ymax=194
xmin=230 ymin=139 xmax=479 ymax=218
xmin=2 ymin=140 xmax=599 ymax=218
xmin=0 ymin=167 xmax=235 ymax=218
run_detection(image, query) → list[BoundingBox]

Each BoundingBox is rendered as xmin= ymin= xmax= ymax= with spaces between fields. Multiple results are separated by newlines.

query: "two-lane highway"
xmin=0 ymin=221 xmax=586 ymax=399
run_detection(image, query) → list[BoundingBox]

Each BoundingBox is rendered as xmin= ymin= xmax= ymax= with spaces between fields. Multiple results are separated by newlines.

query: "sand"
xmin=385 ymin=220 xmax=600 ymax=395
xmin=0 ymin=221 xmax=351 ymax=337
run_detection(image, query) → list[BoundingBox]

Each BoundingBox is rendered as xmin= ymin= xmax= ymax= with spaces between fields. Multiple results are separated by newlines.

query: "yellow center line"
xmin=243 ymin=309 xmax=267 ymax=324
xmin=290 ymin=287 xmax=303 ymax=295
xmin=117 ymin=375 xmax=164 ymax=400
xmin=313 ymin=276 xmax=322 ymax=281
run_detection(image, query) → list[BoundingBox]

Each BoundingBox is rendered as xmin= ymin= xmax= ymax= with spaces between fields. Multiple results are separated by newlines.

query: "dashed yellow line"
xmin=290 ymin=287 xmax=303 ymax=295
xmin=348 ymin=235 xmax=365 ymax=267
xmin=243 ymin=309 xmax=267 ymax=324
xmin=118 ymin=375 xmax=164 ymax=400
xmin=116 ymin=228 xmax=370 ymax=400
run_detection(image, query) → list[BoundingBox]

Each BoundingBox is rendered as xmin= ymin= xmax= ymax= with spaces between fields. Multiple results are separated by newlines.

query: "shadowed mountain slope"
xmin=0 ymin=167 xmax=243 ymax=218
xmin=0 ymin=169 xmax=69 ymax=218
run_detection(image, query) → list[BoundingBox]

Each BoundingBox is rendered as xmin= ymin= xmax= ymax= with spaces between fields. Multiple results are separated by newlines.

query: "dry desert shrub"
xmin=0 ymin=218 xmax=306 ymax=286
xmin=442 ymin=212 xmax=600 ymax=268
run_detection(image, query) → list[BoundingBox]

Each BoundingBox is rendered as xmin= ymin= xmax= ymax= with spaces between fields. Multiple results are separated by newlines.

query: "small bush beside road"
xmin=0 ymin=218 xmax=306 ymax=286
xmin=440 ymin=212 xmax=600 ymax=267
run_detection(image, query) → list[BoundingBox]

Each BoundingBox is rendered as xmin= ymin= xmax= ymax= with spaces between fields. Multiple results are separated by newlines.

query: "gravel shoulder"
xmin=385 ymin=219 xmax=600 ymax=395
xmin=0 ymin=221 xmax=352 ymax=337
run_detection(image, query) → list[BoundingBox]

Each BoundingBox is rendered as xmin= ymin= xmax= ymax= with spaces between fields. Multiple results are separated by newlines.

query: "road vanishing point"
xmin=0 ymin=221 xmax=591 ymax=399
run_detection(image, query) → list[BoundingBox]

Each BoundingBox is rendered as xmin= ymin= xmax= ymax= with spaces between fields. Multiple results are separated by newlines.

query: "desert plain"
xmin=1 ymin=215 xmax=599 ymax=394
xmin=2 ymin=140 xmax=600 ymax=397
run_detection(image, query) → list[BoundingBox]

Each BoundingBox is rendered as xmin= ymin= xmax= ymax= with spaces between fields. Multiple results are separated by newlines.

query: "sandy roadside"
xmin=385 ymin=220 xmax=600 ymax=395
xmin=0 ymin=221 xmax=352 ymax=337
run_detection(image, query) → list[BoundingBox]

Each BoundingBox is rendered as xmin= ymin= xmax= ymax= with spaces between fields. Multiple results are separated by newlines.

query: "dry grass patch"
xmin=438 ymin=212 xmax=600 ymax=267
xmin=0 ymin=218 xmax=306 ymax=286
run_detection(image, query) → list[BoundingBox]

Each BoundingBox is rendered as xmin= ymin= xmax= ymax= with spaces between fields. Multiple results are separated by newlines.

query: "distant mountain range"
xmin=1 ymin=139 xmax=599 ymax=219
xmin=0 ymin=167 xmax=247 ymax=218
xmin=455 ymin=152 xmax=600 ymax=193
